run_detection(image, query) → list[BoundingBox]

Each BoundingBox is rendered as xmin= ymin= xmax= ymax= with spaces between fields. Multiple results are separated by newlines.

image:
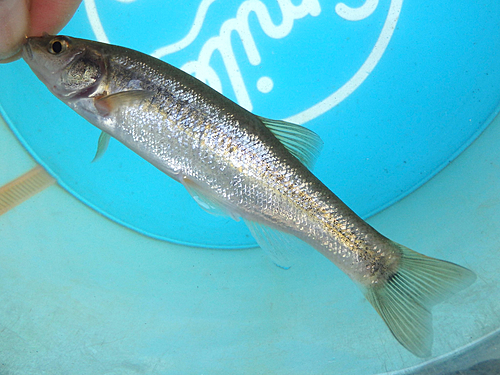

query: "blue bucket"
xmin=2 ymin=0 xmax=499 ymax=248
xmin=1 ymin=1 xmax=499 ymax=373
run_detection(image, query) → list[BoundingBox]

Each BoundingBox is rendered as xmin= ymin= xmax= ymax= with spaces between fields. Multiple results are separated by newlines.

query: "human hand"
xmin=0 ymin=0 xmax=82 ymax=63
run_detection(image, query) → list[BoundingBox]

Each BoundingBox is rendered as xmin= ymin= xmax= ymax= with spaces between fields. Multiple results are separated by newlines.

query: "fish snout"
xmin=22 ymin=39 xmax=33 ymax=61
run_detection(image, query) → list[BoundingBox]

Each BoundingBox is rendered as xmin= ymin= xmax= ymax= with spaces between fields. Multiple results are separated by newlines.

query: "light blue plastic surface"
xmin=1 ymin=0 xmax=499 ymax=248
xmin=1 ymin=102 xmax=499 ymax=375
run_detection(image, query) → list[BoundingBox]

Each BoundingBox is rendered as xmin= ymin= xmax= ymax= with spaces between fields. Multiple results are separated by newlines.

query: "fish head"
xmin=22 ymin=34 xmax=106 ymax=100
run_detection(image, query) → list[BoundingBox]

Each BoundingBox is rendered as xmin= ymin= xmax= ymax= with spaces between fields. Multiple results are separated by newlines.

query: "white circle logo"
xmin=84 ymin=0 xmax=402 ymax=125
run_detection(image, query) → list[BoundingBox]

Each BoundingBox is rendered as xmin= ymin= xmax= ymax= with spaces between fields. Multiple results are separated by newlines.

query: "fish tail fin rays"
xmin=362 ymin=242 xmax=476 ymax=358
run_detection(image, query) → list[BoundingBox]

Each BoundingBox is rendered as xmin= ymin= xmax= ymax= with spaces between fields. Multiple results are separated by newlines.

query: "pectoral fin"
xmin=94 ymin=90 xmax=155 ymax=117
xmin=92 ymin=131 xmax=111 ymax=162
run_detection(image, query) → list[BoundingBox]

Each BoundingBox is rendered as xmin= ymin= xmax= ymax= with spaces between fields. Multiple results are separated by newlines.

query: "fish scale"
xmin=22 ymin=34 xmax=476 ymax=357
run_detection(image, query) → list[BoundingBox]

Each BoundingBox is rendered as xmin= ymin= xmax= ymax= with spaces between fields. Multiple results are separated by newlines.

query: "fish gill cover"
xmin=0 ymin=0 xmax=499 ymax=247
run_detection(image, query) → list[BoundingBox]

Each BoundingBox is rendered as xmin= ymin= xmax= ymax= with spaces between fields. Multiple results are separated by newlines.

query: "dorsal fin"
xmin=258 ymin=116 xmax=323 ymax=170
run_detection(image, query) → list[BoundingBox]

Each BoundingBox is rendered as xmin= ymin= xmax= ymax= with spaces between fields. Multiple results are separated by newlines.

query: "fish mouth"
xmin=21 ymin=39 xmax=33 ymax=61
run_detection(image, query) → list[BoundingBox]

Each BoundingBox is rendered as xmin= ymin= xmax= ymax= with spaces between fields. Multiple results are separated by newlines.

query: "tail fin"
xmin=363 ymin=242 xmax=476 ymax=358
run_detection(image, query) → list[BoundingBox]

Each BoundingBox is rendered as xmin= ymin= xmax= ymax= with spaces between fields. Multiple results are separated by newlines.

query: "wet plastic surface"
xmin=1 ymin=1 xmax=499 ymax=247
xmin=1 ymin=111 xmax=499 ymax=374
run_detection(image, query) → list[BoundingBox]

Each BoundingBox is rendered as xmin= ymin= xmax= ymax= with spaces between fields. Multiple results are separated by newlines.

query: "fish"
xmin=21 ymin=34 xmax=476 ymax=357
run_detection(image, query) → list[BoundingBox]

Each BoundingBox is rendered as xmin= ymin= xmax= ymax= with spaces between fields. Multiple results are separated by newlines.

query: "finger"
xmin=0 ymin=0 xmax=30 ymax=61
xmin=29 ymin=0 xmax=82 ymax=36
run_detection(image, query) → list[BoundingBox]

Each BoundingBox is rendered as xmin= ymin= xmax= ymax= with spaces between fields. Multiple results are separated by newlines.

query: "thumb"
xmin=0 ymin=0 xmax=30 ymax=62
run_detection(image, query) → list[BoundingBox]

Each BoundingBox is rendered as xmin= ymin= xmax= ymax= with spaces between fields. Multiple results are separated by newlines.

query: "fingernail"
xmin=0 ymin=0 xmax=29 ymax=61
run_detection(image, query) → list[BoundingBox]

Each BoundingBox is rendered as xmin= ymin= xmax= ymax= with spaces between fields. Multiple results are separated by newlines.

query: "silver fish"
xmin=22 ymin=35 xmax=475 ymax=357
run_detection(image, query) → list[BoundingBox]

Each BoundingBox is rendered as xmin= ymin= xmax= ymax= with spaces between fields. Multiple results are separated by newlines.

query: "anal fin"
xmin=244 ymin=219 xmax=305 ymax=269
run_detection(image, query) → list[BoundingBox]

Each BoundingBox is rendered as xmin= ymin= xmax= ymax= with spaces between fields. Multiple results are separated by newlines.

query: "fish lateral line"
xmin=21 ymin=34 xmax=477 ymax=358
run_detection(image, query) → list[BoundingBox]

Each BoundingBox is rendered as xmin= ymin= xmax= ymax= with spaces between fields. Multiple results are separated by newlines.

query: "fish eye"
xmin=48 ymin=38 xmax=69 ymax=55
